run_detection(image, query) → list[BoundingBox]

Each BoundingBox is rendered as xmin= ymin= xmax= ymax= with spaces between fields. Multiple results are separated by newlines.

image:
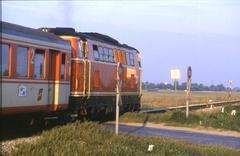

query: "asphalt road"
xmin=105 ymin=123 xmax=240 ymax=149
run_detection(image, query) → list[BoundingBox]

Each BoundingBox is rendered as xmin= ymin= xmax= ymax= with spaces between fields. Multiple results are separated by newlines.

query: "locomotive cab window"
xmin=17 ymin=46 xmax=28 ymax=77
xmin=1 ymin=43 xmax=9 ymax=76
xmin=126 ymin=52 xmax=130 ymax=66
xmin=34 ymin=49 xmax=45 ymax=79
xmin=78 ymin=41 xmax=83 ymax=58
xmin=129 ymin=53 xmax=135 ymax=66
xmin=61 ymin=53 xmax=66 ymax=80
xmin=93 ymin=45 xmax=99 ymax=61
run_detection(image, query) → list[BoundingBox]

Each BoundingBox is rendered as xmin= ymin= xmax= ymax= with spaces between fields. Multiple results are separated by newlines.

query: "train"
xmin=0 ymin=21 xmax=142 ymax=121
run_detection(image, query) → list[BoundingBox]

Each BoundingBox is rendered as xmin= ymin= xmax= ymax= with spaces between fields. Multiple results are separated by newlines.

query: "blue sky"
xmin=2 ymin=0 xmax=240 ymax=87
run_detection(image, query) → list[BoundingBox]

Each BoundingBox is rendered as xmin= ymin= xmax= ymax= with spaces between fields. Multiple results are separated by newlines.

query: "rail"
xmin=140 ymin=100 xmax=240 ymax=113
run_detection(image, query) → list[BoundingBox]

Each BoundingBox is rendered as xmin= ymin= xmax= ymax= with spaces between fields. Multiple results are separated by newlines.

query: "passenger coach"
xmin=1 ymin=21 xmax=71 ymax=115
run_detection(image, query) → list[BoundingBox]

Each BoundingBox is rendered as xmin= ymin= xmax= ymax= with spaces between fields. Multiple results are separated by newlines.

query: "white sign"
xmin=170 ymin=69 xmax=181 ymax=80
xmin=18 ymin=85 xmax=27 ymax=97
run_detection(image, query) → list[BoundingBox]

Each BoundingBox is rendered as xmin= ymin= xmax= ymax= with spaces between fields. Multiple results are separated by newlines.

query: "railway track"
xmin=141 ymin=100 xmax=240 ymax=113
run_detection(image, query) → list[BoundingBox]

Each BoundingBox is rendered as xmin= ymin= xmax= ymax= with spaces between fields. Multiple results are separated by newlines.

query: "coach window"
xmin=108 ymin=49 xmax=114 ymax=63
xmin=78 ymin=41 xmax=83 ymax=58
xmin=103 ymin=47 xmax=109 ymax=62
xmin=61 ymin=53 xmax=66 ymax=80
xmin=34 ymin=49 xmax=45 ymax=79
xmin=99 ymin=47 xmax=104 ymax=61
xmin=129 ymin=53 xmax=135 ymax=66
xmin=1 ymin=43 xmax=9 ymax=76
xmin=17 ymin=46 xmax=28 ymax=77
xmin=93 ymin=45 xmax=99 ymax=61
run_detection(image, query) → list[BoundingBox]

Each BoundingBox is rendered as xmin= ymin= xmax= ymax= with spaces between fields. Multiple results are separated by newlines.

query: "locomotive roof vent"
xmin=55 ymin=27 xmax=76 ymax=33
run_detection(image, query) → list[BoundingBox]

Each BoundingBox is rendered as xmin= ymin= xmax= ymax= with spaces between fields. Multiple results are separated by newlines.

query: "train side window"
xmin=1 ymin=43 xmax=9 ymax=76
xmin=103 ymin=47 xmax=109 ymax=62
xmin=34 ymin=49 xmax=45 ymax=79
xmin=17 ymin=46 xmax=28 ymax=77
xmin=126 ymin=52 xmax=130 ymax=66
xmin=61 ymin=53 xmax=66 ymax=80
xmin=93 ymin=45 xmax=99 ymax=61
xmin=99 ymin=47 xmax=104 ymax=61
xmin=108 ymin=49 xmax=114 ymax=63
xmin=129 ymin=53 xmax=135 ymax=66
xmin=78 ymin=41 xmax=83 ymax=58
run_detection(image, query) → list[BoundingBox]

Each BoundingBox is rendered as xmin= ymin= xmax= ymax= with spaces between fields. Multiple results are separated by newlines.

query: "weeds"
xmin=10 ymin=122 xmax=240 ymax=156
xmin=120 ymin=105 xmax=240 ymax=132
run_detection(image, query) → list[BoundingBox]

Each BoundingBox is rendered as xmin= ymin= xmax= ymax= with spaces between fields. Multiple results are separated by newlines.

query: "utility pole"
xmin=115 ymin=62 xmax=122 ymax=135
xmin=174 ymin=80 xmax=178 ymax=91
xmin=186 ymin=66 xmax=192 ymax=118
xmin=228 ymin=80 xmax=233 ymax=101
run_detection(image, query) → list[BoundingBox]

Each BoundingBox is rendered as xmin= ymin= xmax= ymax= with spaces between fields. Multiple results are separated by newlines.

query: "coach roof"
xmin=1 ymin=21 xmax=70 ymax=48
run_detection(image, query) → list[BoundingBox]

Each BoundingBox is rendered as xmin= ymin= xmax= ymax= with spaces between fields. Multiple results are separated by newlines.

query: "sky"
xmin=2 ymin=0 xmax=240 ymax=87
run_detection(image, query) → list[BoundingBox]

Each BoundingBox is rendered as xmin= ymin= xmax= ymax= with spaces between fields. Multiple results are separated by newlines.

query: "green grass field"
xmin=141 ymin=90 xmax=240 ymax=108
xmin=6 ymin=91 xmax=240 ymax=155
xmin=9 ymin=122 xmax=240 ymax=156
xmin=120 ymin=105 xmax=240 ymax=132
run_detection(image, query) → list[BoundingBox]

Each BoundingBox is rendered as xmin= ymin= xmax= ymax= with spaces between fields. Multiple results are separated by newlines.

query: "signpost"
xmin=186 ymin=66 xmax=192 ymax=118
xmin=170 ymin=69 xmax=181 ymax=91
xmin=115 ymin=62 xmax=122 ymax=135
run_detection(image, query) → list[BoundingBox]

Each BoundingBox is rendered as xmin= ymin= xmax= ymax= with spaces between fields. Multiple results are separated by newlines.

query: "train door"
xmin=70 ymin=39 xmax=89 ymax=97
xmin=48 ymin=50 xmax=61 ymax=111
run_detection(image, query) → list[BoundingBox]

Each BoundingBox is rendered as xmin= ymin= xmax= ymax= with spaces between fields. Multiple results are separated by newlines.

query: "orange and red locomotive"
xmin=0 ymin=21 xmax=142 ymax=118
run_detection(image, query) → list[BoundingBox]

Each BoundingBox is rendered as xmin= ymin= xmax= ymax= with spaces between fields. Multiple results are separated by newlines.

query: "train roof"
xmin=81 ymin=32 xmax=138 ymax=52
xmin=39 ymin=27 xmax=139 ymax=52
xmin=1 ymin=21 xmax=70 ymax=47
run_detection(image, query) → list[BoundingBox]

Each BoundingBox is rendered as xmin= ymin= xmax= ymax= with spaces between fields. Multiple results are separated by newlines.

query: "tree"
xmin=142 ymin=81 xmax=227 ymax=91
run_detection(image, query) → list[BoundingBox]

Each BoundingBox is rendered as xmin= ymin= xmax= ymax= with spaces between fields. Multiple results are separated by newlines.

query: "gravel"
xmin=1 ymin=136 xmax=41 ymax=155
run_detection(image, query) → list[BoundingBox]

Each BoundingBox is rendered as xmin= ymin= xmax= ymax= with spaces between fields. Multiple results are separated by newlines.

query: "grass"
xmin=120 ymin=105 xmax=240 ymax=132
xmin=9 ymin=122 xmax=240 ymax=156
xmin=141 ymin=90 xmax=240 ymax=108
